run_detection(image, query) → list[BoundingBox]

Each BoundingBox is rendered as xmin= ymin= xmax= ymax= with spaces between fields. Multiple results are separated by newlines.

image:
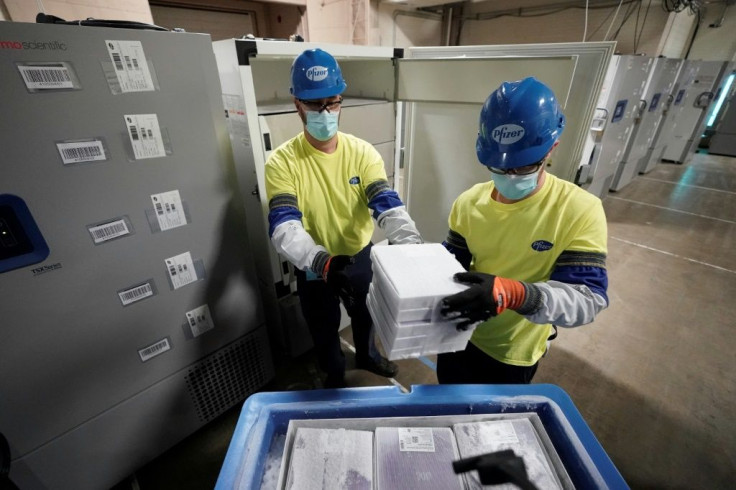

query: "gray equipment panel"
xmin=0 ymin=22 xmax=272 ymax=490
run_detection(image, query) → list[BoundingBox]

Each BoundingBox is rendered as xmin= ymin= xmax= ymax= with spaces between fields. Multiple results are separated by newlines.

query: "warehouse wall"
xmin=687 ymin=2 xmax=736 ymax=61
xmin=1 ymin=0 xmax=154 ymax=24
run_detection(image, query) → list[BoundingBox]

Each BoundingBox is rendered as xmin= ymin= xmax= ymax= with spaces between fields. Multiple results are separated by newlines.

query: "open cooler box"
xmin=216 ymin=384 xmax=628 ymax=489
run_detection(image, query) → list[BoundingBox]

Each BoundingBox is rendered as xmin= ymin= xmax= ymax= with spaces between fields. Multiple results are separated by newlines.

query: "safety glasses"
xmin=298 ymin=97 xmax=343 ymax=113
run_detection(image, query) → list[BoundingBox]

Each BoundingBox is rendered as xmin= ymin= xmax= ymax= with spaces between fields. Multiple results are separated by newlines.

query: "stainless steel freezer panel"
xmin=583 ymin=55 xmax=653 ymax=197
xmin=0 ymin=22 xmax=272 ymax=490
xmin=611 ymin=57 xmax=681 ymax=191
xmin=660 ymin=60 xmax=727 ymax=164
xmin=212 ymin=39 xmax=398 ymax=353
xmin=398 ymin=43 xmax=614 ymax=243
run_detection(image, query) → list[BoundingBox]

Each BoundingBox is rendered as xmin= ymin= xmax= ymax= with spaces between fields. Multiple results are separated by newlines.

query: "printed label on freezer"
xmin=17 ymin=64 xmax=74 ymax=90
xmin=88 ymin=219 xmax=130 ymax=244
xmin=151 ymin=190 xmax=187 ymax=231
xmin=138 ymin=337 xmax=171 ymax=362
xmin=186 ymin=304 xmax=214 ymax=338
xmin=124 ymin=114 xmax=166 ymax=159
xmin=118 ymin=282 xmax=154 ymax=306
xmin=398 ymin=428 xmax=436 ymax=452
xmin=477 ymin=421 xmax=519 ymax=445
xmin=57 ymin=140 xmax=107 ymax=164
xmin=222 ymin=94 xmax=251 ymax=147
xmin=165 ymin=252 xmax=198 ymax=289
xmin=105 ymin=40 xmax=155 ymax=92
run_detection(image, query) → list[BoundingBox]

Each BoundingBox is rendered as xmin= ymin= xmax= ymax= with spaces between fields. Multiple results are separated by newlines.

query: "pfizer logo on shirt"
xmin=491 ymin=124 xmax=525 ymax=145
xmin=306 ymin=65 xmax=329 ymax=82
xmin=531 ymin=240 xmax=554 ymax=252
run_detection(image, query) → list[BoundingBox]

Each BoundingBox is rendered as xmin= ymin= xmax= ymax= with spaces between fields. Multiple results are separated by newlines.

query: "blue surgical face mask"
xmin=490 ymin=170 xmax=541 ymax=200
xmin=305 ymin=111 xmax=339 ymax=141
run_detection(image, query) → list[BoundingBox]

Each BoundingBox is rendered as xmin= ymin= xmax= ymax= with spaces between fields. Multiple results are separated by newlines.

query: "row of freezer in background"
xmin=579 ymin=56 xmax=735 ymax=198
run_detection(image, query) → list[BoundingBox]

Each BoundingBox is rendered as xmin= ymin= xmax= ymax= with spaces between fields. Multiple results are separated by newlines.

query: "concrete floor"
xmin=118 ymin=152 xmax=736 ymax=489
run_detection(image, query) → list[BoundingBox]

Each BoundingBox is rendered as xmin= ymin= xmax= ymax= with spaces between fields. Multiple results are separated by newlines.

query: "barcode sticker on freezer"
xmin=18 ymin=64 xmax=74 ymax=90
xmin=57 ymin=140 xmax=107 ymax=164
xmin=89 ymin=219 xmax=130 ymax=244
xmin=398 ymin=428 xmax=435 ymax=452
xmin=186 ymin=304 xmax=214 ymax=338
xmin=165 ymin=252 xmax=198 ymax=289
xmin=105 ymin=40 xmax=154 ymax=92
xmin=124 ymin=114 xmax=166 ymax=159
xmin=151 ymin=190 xmax=187 ymax=231
xmin=119 ymin=282 xmax=154 ymax=306
xmin=478 ymin=422 xmax=519 ymax=445
xmin=138 ymin=337 xmax=171 ymax=362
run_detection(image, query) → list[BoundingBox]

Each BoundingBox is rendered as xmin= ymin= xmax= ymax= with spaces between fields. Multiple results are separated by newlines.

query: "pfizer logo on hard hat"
xmin=491 ymin=124 xmax=525 ymax=145
xmin=306 ymin=66 xmax=329 ymax=82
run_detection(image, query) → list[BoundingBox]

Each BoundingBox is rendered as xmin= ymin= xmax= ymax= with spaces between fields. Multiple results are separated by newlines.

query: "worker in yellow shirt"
xmin=440 ymin=77 xmax=609 ymax=384
xmin=265 ymin=49 xmax=423 ymax=388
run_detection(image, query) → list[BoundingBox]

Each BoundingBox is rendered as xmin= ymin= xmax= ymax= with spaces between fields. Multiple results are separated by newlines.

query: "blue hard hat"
xmin=290 ymin=48 xmax=347 ymax=100
xmin=476 ymin=77 xmax=565 ymax=169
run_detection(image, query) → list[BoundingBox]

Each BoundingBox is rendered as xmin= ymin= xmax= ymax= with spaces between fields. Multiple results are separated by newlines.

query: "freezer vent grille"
xmin=185 ymin=327 xmax=273 ymax=423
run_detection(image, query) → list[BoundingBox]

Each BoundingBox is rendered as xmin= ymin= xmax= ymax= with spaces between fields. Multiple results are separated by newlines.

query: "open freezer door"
xmin=397 ymin=42 xmax=614 ymax=244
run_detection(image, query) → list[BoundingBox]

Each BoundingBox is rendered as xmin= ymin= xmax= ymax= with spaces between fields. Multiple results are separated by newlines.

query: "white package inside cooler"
xmin=375 ymin=427 xmax=465 ymax=490
xmin=453 ymin=419 xmax=562 ymax=490
xmin=285 ymin=427 xmax=373 ymax=490
xmin=370 ymin=243 xmax=467 ymax=322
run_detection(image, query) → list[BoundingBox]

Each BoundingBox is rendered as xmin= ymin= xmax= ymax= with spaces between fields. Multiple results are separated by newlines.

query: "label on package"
xmin=105 ymin=40 xmax=155 ymax=92
xmin=151 ymin=190 xmax=187 ymax=231
xmin=478 ymin=422 xmax=519 ymax=445
xmin=398 ymin=428 xmax=436 ymax=452
xmin=124 ymin=114 xmax=166 ymax=159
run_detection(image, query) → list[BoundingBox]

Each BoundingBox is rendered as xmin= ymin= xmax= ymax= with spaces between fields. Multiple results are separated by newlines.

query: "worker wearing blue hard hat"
xmin=439 ymin=77 xmax=609 ymax=384
xmin=265 ymin=48 xmax=423 ymax=388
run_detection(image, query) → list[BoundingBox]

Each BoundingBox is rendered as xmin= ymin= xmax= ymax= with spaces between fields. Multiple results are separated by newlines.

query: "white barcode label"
xmin=118 ymin=282 xmax=154 ymax=306
xmin=138 ymin=338 xmax=171 ymax=362
xmin=165 ymin=252 xmax=198 ymax=289
xmin=478 ymin=422 xmax=519 ymax=445
xmin=398 ymin=428 xmax=436 ymax=452
xmin=186 ymin=304 xmax=214 ymax=338
xmin=151 ymin=190 xmax=187 ymax=231
xmin=124 ymin=114 xmax=166 ymax=159
xmin=18 ymin=65 xmax=74 ymax=90
xmin=89 ymin=219 xmax=130 ymax=244
xmin=57 ymin=140 xmax=107 ymax=164
xmin=105 ymin=40 xmax=154 ymax=92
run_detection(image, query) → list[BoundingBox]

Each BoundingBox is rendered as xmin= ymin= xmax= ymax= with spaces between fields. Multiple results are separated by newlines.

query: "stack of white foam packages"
xmin=367 ymin=243 xmax=474 ymax=360
xmin=453 ymin=419 xmax=563 ymax=489
xmin=284 ymin=428 xmax=373 ymax=489
xmin=375 ymin=427 xmax=465 ymax=489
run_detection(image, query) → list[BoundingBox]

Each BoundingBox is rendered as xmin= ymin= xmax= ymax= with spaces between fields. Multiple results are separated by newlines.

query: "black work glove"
xmin=441 ymin=272 xmax=527 ymax=331
xmin=323 ymin=255 xmax=356 ymax=307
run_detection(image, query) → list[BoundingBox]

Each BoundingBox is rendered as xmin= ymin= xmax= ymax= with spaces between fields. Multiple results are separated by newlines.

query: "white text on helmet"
xmin=306 ymin=66 xmax=329 ymax=82
xmin=492 ymin=124 xmax=525 ymax=144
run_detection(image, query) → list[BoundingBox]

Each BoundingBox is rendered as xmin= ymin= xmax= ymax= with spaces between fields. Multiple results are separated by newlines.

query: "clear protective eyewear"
xmin=298 ymin=96 xmax=343 ymax=114
xmin=488 ymin=160 xmax=545 ymax=175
